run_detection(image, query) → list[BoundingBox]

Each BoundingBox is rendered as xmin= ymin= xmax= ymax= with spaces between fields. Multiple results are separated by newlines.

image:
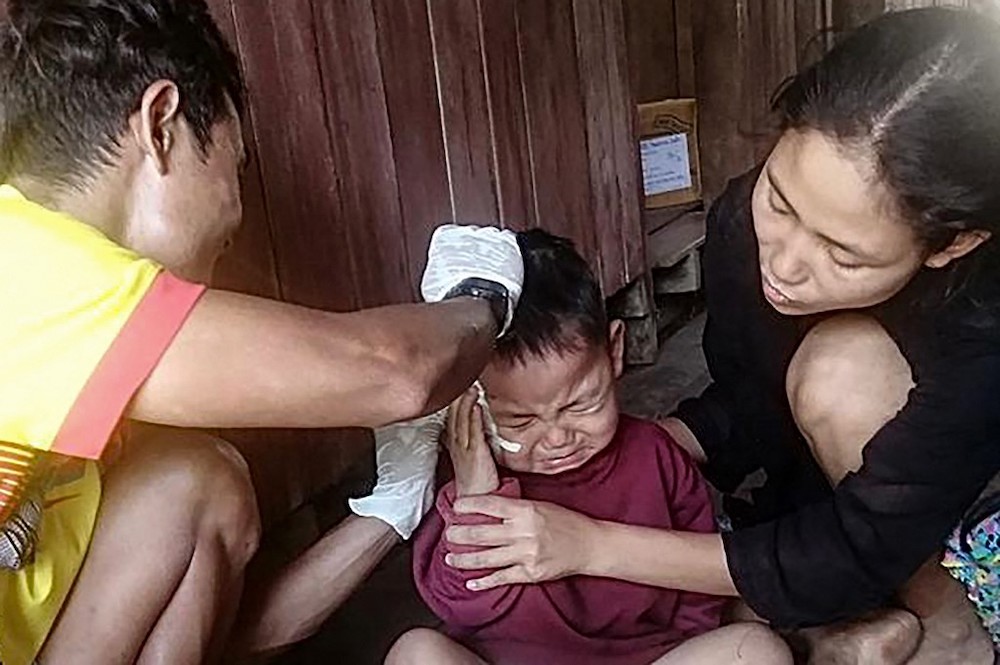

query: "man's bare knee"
xmin=786 ymin=314 xmax=913 ymax=479
xmin=118 ymin=427 xmax=261 ymax=565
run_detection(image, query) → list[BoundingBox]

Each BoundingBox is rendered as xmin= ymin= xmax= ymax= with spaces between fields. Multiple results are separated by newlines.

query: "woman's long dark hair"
xmin=774 ymin=8 xmax=1000 ymax=325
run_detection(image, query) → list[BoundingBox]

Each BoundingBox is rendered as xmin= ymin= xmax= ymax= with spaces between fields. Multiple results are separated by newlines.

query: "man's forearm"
xmin=132 ymin=291 xmax=497 ymax=429
xmin=585 ymin=521 xmax=737 ymax=597
xmin=236 ymin=515 xmax=400 ymax=654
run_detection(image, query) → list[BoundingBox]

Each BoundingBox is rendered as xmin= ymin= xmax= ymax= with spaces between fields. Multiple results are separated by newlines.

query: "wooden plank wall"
xmin=208 ymin=0 xmax=643 ymax=307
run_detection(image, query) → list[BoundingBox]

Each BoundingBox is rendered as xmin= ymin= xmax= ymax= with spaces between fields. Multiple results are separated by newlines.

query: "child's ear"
xmin=608 ymin=319 xmax=626 ymax=379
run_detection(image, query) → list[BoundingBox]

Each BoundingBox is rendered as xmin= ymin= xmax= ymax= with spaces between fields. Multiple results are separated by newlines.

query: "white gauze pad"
xmin=474 ymin=381 xmax=523 ymax=454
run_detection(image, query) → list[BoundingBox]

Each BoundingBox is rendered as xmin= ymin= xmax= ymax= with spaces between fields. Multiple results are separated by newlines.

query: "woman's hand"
xmin=444 ymin=494 xmax=602 ymax=590
xmin=446 ymin=388 xmax=500 ymax=497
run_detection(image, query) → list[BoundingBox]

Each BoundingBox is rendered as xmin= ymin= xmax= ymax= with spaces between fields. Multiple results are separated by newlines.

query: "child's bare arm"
xmin=445 ymin=388 xmax=500 ymax=496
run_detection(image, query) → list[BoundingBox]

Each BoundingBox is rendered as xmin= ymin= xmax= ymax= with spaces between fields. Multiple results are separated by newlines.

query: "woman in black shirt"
xmin=444 ymin=8 xmax=1000 ymax=662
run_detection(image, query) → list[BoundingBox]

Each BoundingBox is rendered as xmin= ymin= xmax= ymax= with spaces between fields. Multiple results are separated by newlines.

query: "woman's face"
xmin=752 ymin=129 xmax=929 ymax=316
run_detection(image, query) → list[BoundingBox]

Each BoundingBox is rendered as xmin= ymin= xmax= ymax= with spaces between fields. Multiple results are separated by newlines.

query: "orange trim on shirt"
xmin=50 ymin=273 xmax=206 ymax=459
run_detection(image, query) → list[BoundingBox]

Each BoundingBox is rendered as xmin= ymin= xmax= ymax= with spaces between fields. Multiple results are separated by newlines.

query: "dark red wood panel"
xmin=428 ymin=0 xmax=499 ymax=224
xmin=674 ymin=0 xmax=697 ymax=97
xmin=231 ymin=0 xmax=358 ymax=312
xmin=479 ymin=0 xmax=537 ymax=230
xmin=313 ymin=0 xmax=410 ymax=307
xmin=516 ymin=0 xmax=597 ymax=261
xmin=372 ymin=0 xmax=453 ymax=294
xmin=574 ymin=0 xmax=626 ymax=289
xmin=204 ymin=0 xmax=281 ymax=299
xmin=623 ymin=0 xmax=679 ymax=103
xmin=690 ymin=1 xmax=757 ymax=200
xmin=603 ymin=0 xmax=646 ymax=284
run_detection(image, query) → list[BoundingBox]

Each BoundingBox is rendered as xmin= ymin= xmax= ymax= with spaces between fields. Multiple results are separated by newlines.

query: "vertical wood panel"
xmin=691 ymin=1 xmax=757 ymax=199
xmin=623 ymin=0 xmax=679 ymax=103
xmin=313 ymin=0 xmax=410 ymax=307
xmin=372 ymin=0 xmax=453 ymax=293
xmin=428 ymin=0 xmax=499 ymax=223
xmin=674 ymin=0 xmax=697 ymax=97
xmin=232 ymin=0 xmax=358 ymax=311
xmin=204 ymin=0 xmax=282 ymax=299
xmin=574 ymin=0 xmax=626 ymax=288
xmin=604 ymin=0 xmax=646 ymax=283
xmin=479 ymin=0 xmax=537 ymax=230
xmin=516 ymin=0 xmax=597 ymax=261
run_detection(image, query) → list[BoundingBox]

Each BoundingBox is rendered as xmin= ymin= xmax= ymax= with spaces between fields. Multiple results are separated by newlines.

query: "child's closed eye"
xmin=498 ymin=417 xmax=534 ymax=431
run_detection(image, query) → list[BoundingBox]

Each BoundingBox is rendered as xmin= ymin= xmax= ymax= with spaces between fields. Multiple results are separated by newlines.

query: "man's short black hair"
xmin=495 ymin=229 xmax=608 ymax=364
xmin=0 ymin=0 xmax=244 ymax=189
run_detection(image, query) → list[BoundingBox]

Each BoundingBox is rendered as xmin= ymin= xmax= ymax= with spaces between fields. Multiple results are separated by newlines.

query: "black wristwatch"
xmin=443 ymin=277 xmax=510 ymax=334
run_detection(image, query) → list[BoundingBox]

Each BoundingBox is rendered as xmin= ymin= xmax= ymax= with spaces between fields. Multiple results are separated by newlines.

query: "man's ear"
xmin=925 ymin=230 xmax=992 ymax=269
xmin=129 ymin=80 xmax=182 ymax=176
xmin=608 ymin=319 xmax=626 ymax=379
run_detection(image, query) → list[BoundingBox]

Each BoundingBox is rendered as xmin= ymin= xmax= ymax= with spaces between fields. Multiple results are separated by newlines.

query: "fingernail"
xmin=445 ymin=554 xmax=454 ymax=566
xmin=466 ymin=580 xmax=480 ymax=591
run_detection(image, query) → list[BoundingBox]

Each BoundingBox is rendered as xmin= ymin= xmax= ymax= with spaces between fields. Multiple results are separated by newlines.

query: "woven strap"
xmin=0 ymin=495 xmax=42 ymax=569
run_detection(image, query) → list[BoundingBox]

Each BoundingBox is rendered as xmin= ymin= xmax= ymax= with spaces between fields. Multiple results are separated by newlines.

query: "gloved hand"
xmin=420 ymin=224 xmax=523 ymax=335
xmin=348 ymin=409 xmax=446 ymax=539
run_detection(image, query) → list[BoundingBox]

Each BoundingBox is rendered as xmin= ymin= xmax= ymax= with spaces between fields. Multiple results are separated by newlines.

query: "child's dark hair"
xmin=495 ymin=229 xmax=608 ymax=364
xmin=0 ymin=0 xmax=244 ymax=189
xmin=773 ymin=7 xmax=1000 ymax=316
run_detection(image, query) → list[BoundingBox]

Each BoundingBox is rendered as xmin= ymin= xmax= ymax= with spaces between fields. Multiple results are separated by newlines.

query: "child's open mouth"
xmin=543 ymin=448 xmax=589 ymax=473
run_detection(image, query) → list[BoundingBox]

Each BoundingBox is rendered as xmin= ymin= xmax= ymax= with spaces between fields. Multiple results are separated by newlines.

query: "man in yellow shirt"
xmin=0 ymin=2 xmax=523 ymax=663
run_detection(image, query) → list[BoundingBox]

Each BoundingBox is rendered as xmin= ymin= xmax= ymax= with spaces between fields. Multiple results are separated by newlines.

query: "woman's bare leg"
xmin=385 ymin=628 xmax=488 ymax=665
xmin=787 ymin=314 xmax=992 ymax=665
xmin=652 ymin=623 xmax=793 ymax=664
xmin=39 ymin=426 xmax=260 ymax=665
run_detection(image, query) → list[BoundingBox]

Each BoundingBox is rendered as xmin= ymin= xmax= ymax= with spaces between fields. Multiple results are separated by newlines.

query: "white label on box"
xmin=640 ymin=133 xmax=692 ymax=196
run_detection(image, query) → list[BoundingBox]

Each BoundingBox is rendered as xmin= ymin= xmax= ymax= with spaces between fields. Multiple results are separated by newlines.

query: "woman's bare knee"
xmin=786 ymin=314 xmax=913 ymax=481
xmin=385 ymin=628 xmax=485 ymax=665
xmin=655 ymin=623 xmax=793 ymax=664
xmin=729 ymin=623 xmax=794 ymax=664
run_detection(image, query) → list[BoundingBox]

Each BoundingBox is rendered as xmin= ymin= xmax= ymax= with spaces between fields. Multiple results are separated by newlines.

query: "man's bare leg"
xmin=787 ymin=314 xmax=992 ymax=665
xmin=39 ymin=426 xmax=260 ymax=665
xmin=232 ymin=514 xmax=399 ymax=659
xmin=384 ymin=628 xmax=488 ymax=665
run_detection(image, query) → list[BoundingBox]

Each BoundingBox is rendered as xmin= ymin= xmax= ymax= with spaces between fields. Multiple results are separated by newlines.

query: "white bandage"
xmin=474 ymin=381 xmax=523 ymax=454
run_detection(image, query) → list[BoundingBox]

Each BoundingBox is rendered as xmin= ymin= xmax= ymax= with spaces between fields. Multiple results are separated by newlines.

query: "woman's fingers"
xmin=446 ymin=523 xmax=510 ymax=547
xmin=453 ymin=494 xmax=525 ymax=519
xmin=464 ymin=566 xmax=530 ymax=591
xmin=446 ymin=545 xmax=522 ymax=571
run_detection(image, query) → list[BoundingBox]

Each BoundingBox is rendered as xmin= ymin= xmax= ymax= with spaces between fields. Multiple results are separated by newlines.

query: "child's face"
xmin=482 ymin=321 xmax=625 ymax=475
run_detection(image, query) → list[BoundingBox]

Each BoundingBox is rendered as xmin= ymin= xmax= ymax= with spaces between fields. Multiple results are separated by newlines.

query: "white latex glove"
xmin=348 ymin=409 xmax=446 ymax=539
xmin=420 ymin=224 xmax=524 ymax=335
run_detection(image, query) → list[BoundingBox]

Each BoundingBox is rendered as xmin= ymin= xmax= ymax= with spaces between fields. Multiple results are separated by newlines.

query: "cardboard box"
xmin=637 ymin=98 xmax=702 ymax=208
